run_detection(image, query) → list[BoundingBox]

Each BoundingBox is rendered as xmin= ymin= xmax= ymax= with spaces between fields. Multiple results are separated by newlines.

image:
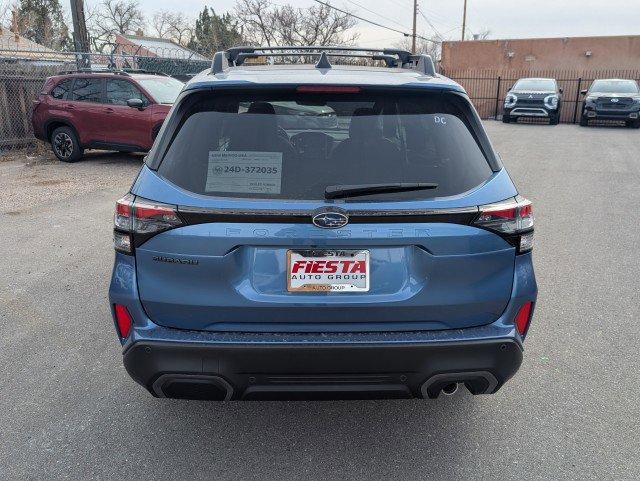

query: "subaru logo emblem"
xmin=312 ymin=212 xmax=349 ymax=229
xmin=611 ymin=98 xmax=619 ymax=103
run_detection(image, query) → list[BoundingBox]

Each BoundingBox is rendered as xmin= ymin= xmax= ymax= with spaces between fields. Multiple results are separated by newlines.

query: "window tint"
xmin=71 ymin=78 xmax=102 ymax=103
xmin=106 ymin=79 xmax=147 ymax=106
xmin=51 ymin=79 xmax=71 ymax=99
xmin=158 ymin=91 xmax=493 ymax=201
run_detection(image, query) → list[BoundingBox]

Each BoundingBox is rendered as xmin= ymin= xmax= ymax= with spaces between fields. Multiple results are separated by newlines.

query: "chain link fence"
xmin=4 ymin=47 xmax=640 ymax=155
xmin=0 ymin=45 xmax=210 ymax=154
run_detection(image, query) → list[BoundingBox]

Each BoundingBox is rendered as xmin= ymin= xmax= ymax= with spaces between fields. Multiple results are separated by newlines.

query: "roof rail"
xmin=210 ymin=46 xmax=437 ymax=76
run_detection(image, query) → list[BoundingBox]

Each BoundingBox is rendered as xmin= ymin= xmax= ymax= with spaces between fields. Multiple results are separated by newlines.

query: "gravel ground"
xmin=0 ymin=123 xmax=638 ymax=480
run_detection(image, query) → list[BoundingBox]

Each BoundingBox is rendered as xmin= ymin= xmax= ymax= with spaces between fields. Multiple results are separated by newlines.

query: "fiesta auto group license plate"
xmin=287 ymin=250 xmax=370 ymax=293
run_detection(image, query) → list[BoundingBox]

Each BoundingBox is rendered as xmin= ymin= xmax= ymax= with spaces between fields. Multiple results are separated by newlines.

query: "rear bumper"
xmin=110 ymin=251 xmax=537 ymax=400
xmin=31 ymin=117 xmax=47 ymax=142
xmin=123 ymin=329 xmax=523 ymax=400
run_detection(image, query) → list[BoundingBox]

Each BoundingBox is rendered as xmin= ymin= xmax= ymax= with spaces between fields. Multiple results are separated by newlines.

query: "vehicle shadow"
xmin=133 ymin=392 xmax=481 ymax=479
xmin=81 ymin=150 xmax=146 ymax=165
xmin=20 ymin=149 xmax=145 ymax=168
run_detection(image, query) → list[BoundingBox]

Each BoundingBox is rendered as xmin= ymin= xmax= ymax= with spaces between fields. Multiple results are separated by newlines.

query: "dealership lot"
xmin=0 ymin=123 xmax=638 ymax=480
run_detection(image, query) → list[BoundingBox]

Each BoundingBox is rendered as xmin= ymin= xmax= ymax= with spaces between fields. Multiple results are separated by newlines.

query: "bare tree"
xmin=150 ymin=10 xmax=193 ymax=46
xmin=87 ymin=0 xmax=145 ymax=51
xmin=472 ymin=28 xmax=491 ymax=40
xmin=395 ymin=34 xmax=443 ymax=62
xmin=235 ymin=0 xmax=358 ymax=47
xmin=150 ymin=10 xmax=171 ymax=38
xmin=0 ymin=2 xmax=15 ymax=30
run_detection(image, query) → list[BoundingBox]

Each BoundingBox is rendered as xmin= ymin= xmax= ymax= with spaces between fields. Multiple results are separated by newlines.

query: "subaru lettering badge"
xmin=312 ymin=212 xmax=349 ymax=229
xmin=611 ymin=98 xmax=619 ymax=103
xmin=528 ymin=95 xmax=533 ymax=99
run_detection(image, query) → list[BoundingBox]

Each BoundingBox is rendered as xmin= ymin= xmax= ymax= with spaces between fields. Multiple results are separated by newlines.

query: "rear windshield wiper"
xmin=325 ymin=182 xmax=439 ymax=199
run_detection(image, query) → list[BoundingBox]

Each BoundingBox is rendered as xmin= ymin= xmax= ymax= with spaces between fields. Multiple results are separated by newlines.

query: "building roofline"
xmin=121 ymin=34 xmax=179 ymax=45
xmin=443 ymin=33 xmax=640 ymax=45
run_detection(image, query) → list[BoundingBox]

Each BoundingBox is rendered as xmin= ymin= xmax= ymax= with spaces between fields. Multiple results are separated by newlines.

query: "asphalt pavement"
xmin=0 ymin=123 xmax=638 ymax=480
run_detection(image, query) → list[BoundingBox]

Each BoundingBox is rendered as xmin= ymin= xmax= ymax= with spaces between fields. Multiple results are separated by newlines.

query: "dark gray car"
xmin=503 ymin=78 xmax=562 ymax=125
xmin=579 ymin=79 xmax=640 ymax=128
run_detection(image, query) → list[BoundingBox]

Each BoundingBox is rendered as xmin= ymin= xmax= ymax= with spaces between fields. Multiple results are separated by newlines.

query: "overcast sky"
xmin=87 ymin=0 xmax=640 ymax=46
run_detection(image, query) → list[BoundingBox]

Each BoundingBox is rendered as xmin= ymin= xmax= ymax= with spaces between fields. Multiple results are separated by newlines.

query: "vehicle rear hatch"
xmin=132 ymin=87 xmax=519 ymax=332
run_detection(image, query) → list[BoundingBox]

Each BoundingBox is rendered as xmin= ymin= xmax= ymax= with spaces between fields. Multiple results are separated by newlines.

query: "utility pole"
xmin=411 ymin=0 xmax=418 ymax=53
xmin=461 ymin=0 xmax=467 ymax=41
xmin=69 ymin=0 xmax=91 ymax=68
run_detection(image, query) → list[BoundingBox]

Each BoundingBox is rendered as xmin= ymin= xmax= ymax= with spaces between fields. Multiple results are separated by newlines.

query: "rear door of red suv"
xmin=66 ymin=76 xmax=108 ymax=146
xmin=32 ymin=77 xmax=72 ymax=140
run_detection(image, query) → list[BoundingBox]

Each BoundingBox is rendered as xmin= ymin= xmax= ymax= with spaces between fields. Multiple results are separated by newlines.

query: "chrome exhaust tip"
xmin=420 ymin=371 xmax=498 ymax=399
xmin=441 ymin=382 xmax=458 ymax=396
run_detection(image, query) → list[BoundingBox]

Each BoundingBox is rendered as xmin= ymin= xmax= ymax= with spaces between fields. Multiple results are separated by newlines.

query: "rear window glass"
xmin=71 ymin=78 xmax=102 ymax=103
xmin=157 ymin=91 xmax=493 ymax=201
xmin=51 ymin=79 xmax=71 ymax=99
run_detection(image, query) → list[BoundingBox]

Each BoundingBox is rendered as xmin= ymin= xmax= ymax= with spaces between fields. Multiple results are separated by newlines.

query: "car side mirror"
xmin=558 ymin=88 xmax=563 ymax=94
xmin=580 ymin=89 xmax=588 ymax=95
xmin=127 ymin=98 xmax=145 ymax=110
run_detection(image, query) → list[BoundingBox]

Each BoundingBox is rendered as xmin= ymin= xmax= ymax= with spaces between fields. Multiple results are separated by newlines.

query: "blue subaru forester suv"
xmin=109 ymin=46 xmax=537 ymax=401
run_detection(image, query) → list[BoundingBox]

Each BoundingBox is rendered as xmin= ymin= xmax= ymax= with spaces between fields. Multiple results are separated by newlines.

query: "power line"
xmin=358 ymin=36 xmax=406 ymax=45
xmin=442 ymin=25 xmax=462 ymax=35
xmin=417 ymin=7 xmax=443 ymax=39
xmin=312 ymin=0 xmax=436 ymax=42
xmin=341 ymin=0 xmax=412 ymax=32
xmin=386 ymin=0 xmax=414 ymax=8
xmin=418 ymin=6 xmax=454 ymax=26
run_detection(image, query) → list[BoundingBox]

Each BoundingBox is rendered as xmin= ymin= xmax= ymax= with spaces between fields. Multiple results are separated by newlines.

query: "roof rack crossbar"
xmin=210 ymin=46 xmax=436 ymax=76
xmin=225 ymin=45 xmax=410 ymax=60
xmin=234 ymin=51 xmax=400 ymax=68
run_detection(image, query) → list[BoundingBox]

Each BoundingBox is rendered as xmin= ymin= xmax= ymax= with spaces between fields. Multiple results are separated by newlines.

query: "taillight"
xmin=115 ymin=193 xmax=134 ymax=231
xmin=474 ymin=197 xmax=534 ymax=253
xmin=113 ymin=194 xmax=182 ymax=254
xmin=113 ymin=304 xmax=132 ymax=338
xmin=514 ymin=301 xmax=533 ymax=336
xmin=133 ymin=199 xmax=182 ymax=234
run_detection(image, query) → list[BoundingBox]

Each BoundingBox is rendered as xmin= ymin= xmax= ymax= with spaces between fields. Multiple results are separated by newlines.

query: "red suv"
xmin=32 ymin=71 xmax=184 ymax=162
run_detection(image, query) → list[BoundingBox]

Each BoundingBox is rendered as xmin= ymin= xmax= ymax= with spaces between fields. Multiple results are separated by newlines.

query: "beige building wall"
xmin=441 ymin=35 xmax=640 ymax=74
